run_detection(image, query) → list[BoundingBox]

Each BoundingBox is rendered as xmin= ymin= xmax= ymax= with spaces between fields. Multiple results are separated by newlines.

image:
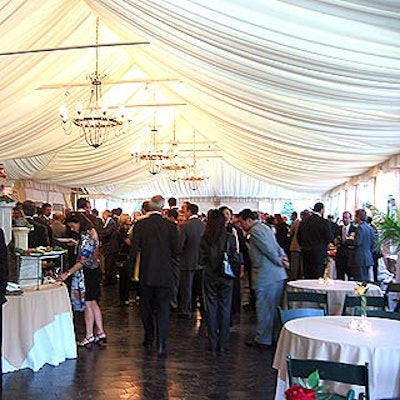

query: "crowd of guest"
xmin=8 ymin=196 xmax=382 ymax=356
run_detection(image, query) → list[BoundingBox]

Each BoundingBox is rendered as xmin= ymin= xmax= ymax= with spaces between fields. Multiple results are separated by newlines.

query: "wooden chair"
xmin=354 ymin=309 xmax=400 ymax=320
xmin=278 ymin=306 xmax=325 ymax=326
xmin=286 ymin=291 xmax=329 ymax=314
xmin=286 ymin=354 xmax=370 ymax=400
xmin=342 ymin=295 xmax=386 ymax=316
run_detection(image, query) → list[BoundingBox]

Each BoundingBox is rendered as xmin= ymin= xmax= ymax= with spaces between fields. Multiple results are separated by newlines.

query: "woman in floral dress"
xmin=59 ymin=212 xmax=106 ymax=347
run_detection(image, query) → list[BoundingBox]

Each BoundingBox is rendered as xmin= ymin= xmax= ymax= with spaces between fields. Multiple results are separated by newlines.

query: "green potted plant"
xmin=367 ymin=203 xmax=400 ymax=279
xmin=367 ymin=204 xmax=400 ymax=248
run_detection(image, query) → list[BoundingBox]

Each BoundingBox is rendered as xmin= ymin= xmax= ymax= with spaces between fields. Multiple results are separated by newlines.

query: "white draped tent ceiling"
xmin=0 ymin=0 xmax=399 ymax=201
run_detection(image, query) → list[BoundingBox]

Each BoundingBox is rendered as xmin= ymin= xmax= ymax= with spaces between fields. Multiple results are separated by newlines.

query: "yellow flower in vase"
xmin=355 ymin=282 xmax=369 ymax=318
xmin=354 ymin=282 xmax=368 ymax=297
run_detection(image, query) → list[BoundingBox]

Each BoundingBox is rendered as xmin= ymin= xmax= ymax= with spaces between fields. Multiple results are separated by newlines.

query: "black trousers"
xmin=302 ymin=248 xmax=326 ymax=279
xmin=104 ymin=252 xmax=118 ymax=284
xmin=335 ymin=246 xmax=349 ymax=280
xmin=140 ymin=285 xmax=171 ymax=346
xmin=204 ymin=278 xmax=233 ymax=352
xmin=117 ymin=261 xmax=130 ymax=303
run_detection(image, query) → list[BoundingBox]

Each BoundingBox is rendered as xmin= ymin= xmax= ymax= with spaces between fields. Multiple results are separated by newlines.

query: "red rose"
xmin=285 ymin=385 xmax=317 ymax=400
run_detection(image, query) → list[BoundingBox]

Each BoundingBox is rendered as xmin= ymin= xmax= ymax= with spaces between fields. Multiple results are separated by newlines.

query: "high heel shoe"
xmin=77 ymin=336 xmax=95 ymax=348
xmin=94 ymin=332 xmax=107 ymax=345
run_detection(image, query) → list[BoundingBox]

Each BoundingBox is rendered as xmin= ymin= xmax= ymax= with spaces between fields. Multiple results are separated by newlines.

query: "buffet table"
xmin=287 ymin=279 xmax=383 ymax=315
xmin=2 ymin=283 xmax=77 ymax=373
xmin=273 ymin=316 xmax=400 ymax=400
xmin=17 ymin=251 xmax=65 ymax=288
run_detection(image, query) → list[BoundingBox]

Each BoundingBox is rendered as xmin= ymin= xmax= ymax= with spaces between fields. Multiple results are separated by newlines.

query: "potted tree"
xmin=368 ymin=201 xmax=400 ymax=281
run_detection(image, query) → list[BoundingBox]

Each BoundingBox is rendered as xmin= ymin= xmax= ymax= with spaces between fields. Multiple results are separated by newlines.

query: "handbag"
xmin=222 ymin=241 xmax=236 ymax=279
xmin=70 ymin=269 xmax=86 ymax=312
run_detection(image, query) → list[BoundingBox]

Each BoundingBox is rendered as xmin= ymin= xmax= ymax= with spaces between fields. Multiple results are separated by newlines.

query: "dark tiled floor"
xmin=3 ymin=285 xmax=278 ymax=399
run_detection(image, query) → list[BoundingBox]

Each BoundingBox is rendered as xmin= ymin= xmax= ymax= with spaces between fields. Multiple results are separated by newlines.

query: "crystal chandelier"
xmin=131 ymin=108 xmax=170 ymax=175
xmin=59 ymin=18 xmax=130 ymax=149
xmin=181 ymin=131 xmax=208 ymax=190
xmin=161 ymin=111 xmax=188 ymax=182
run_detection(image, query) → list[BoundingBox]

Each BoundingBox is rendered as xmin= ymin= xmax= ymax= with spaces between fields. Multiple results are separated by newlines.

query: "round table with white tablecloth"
xmin=286 ymin=279 xmax=383 ymax=315
xmin=273 ymin=316 xmax=400 ymax=400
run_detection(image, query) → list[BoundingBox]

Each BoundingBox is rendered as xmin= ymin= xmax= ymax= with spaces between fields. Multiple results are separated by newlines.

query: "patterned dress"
xmin=71 ymin=229 xmax=100 ymax=310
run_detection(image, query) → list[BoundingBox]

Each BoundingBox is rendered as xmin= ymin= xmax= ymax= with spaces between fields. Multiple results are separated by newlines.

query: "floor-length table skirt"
xmin=2 ymin=283 xmax=77 ymax=373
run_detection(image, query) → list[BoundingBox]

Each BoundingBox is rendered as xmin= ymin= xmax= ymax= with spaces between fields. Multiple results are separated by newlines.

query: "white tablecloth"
xmin=273 ymin=316 xmax=400 ymax=400
xmin=2 ymin=283 xmax=77 ymax=373
xmin=287 ymin=279 xmax=383 ymax=315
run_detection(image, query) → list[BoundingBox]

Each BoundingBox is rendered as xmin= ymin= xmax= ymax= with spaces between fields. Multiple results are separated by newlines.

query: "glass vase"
xmin=360 ymin=295 xmax=367 ymax=318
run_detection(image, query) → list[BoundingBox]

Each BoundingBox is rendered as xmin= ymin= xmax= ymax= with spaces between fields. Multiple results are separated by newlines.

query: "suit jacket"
xmin=35 ymin=215 xmax=53 ymax=244
xmin=83 ymin=213 xmax=104 ymax=242
xmin=199 ymin=232 xmax=240 ymax=280
xmin=25 ymin=217 xmax=50 ymax=248
xmin=334 ymin=223 xmax=356 ymax=261
xmin=179 ymin=217 xmax=205 ymax=271
xmin=289 ymin=219 xmax=301 ymax=252
xmin=130 ymin=213 xmax=179 ymax=287
xmin=297 ymin=213 xmax=333 ymax=252
xmin=101 ymin=218 xmax=119 ymax=256
xmin=247 ymin=221 xmax=288 ymax=287
xmin=0 ymin=229 xmax=8 ymax=305
xmin=347 ymin=222 xmax=375 ymax=268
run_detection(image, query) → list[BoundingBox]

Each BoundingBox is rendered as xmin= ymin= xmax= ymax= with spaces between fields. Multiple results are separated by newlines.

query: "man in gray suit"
xmin=238 ymin=209 xmax=288 ymax=348
xmin=178 ymin=203 xmax=205 ymax=319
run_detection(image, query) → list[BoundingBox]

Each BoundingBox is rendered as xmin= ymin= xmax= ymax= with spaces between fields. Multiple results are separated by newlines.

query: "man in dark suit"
xmin=178 ymin=203 xmax=205 ymax=319
xmin=334 ymin=211 xmax=355 ymax=280
xmin=297 ymin=202 xmax=333 ymax=278
xmin=101 ymin=209 xmax=119 ymax=285
xmin=346 ymin=209 xmax=375 ymax=281
xmin=0 ymin=228 xmax=8 ymax=390
xmin=21 ymin=200 xmax=50 ymax=248
xmin=36 ymin=203 xmax=53 ymax=245
xmin=76 ymin=198 xmax=104 ymax=237
xmin=129 ymin=195 xmax=179 ymax=357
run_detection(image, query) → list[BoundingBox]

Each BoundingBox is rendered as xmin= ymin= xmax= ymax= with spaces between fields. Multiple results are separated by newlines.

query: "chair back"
xmin=342 ymin=295 xmax=386 ymax=316
xmin=387 ymin=282 xmax=400 ymax=293
xmin=354 ymin=309 xmax=400 ymax=320
xmin=386 ymin=283 xmax=400 ymax=312
xmin=287 ymin=291 xmax=329 ymax=314
xmin=278 ymin=306 xmax=325 ymax=325
xmin=286 ymin=354 xmax=370 ymax=400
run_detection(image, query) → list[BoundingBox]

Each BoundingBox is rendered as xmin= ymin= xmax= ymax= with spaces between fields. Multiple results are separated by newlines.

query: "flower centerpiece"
xmin=0 ymin=168 xmax=15 ymax=204
xmin=348 ymin=281 xmax=372 ymax=332
xmin=285 ymin=370 xmax=332 ymax=400
xmin=354 ymin=281 xmax=368 ymax=318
